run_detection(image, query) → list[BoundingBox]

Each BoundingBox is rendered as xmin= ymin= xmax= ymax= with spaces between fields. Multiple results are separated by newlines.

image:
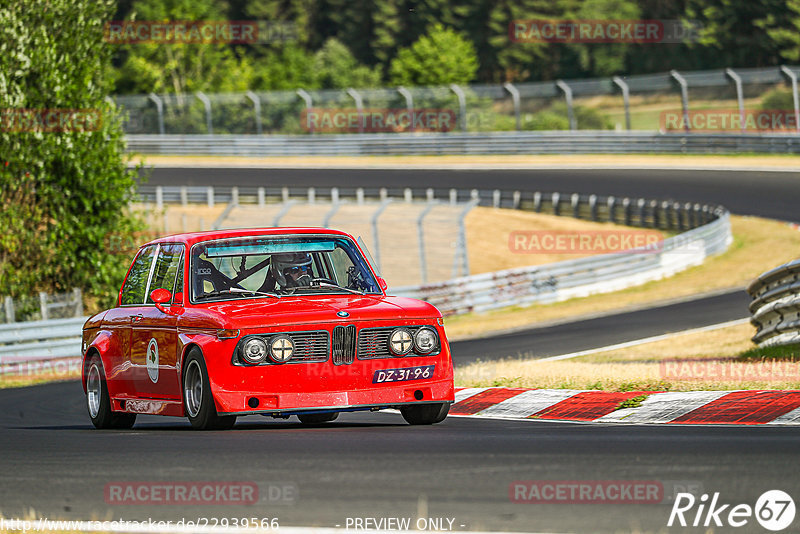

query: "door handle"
xmin=130 ymin=314 xmax=144 ymax=323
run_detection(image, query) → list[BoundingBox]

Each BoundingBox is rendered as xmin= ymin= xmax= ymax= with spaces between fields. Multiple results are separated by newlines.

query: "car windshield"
xmin=190 ymin=235 xmax=381 ymax=302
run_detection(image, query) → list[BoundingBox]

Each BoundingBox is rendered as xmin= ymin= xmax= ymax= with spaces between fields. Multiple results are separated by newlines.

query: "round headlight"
xmin=413 ymin=327 xmax=438 ymax=354
xmin=388 ymin=328 xmax=413 ymax=356
xmin=242 ymin=337 xmax=268 ymax=365
xmin=269 ymin=335 xmax=295 ymax=363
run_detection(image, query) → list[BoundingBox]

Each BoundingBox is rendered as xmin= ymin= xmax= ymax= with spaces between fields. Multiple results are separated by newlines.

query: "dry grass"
xmin=0 ymin=360 xmax=80 ymax=389
xmin=455 ymin=323 xmax=800 ymax=391
xmin=445 ymin=215 xmax=800 ymax=340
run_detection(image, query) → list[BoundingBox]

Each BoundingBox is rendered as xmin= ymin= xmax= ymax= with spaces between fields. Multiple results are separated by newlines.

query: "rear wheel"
xmin=85 ymin=356 xmax=136 ymax=429
xmin=400 ymin=402 xmax=449 ymax=425
xmin=297 ymin=412 xmax=339 ymax=424
xmin=183 ymin=349 xmax=237 ymax=430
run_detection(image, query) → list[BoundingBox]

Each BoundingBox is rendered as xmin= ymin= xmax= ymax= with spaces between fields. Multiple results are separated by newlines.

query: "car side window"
xmin=146 ymin=244 xmax=184 ymax=303
xmin=120 ymin=245 xmax=158 ymax=305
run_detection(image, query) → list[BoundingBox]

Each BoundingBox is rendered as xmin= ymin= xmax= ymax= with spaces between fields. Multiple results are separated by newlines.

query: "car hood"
xmin=195 ymin=294 xmax=440 ymax=330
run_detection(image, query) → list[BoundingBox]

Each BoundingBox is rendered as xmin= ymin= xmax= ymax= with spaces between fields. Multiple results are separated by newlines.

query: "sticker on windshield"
xmin=147 ymin=338 xmax=159 ymax=383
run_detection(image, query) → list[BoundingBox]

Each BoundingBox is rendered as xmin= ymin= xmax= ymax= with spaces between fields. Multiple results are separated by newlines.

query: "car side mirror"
xmin=377 ymin=277 xmax=388 ymax=292
xmin=150 ymin=288 xmax=172 ymax=314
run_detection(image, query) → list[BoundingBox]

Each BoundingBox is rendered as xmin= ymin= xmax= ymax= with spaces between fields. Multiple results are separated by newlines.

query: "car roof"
xmin=144 ymin=227 xmax=355 ymax=248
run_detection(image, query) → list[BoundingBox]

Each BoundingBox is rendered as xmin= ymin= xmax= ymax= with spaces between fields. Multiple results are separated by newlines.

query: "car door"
xmin=130 ymin=243 xmax=184 ymax=400
xmin=110 ymin=244 xmax=159 ymax=397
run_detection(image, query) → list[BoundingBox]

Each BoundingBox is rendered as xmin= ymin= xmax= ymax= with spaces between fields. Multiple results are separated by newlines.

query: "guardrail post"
xmin=512 ymin=191 xmax=521 ymax=209
xmin=4 ymin=296 xmax=15 ymax=323
xmin=195 ymin=91 xmax=213 ymax=134
xmin=470 ymin=189 xmax=479 ymax=202
xmin=780 ymin=66 xmax=800 ymax=134
xmin=346 ymin=88 xmax=364 ymax=134
xmin=637 ymin=198 xmax=646 ymax=226
xmin=39 ymin=292 xmax=48 ymax=321
xmin=650 ymin=200 xmax=659 ymax=228
xmin=503 ymin=82 xmax=521 ymax=131
xmin=426 ymin=188 xmax=435 ymax=202
xmin=534 ymin=192 xmax=542 ymax=212
xmin=231 ymin=187 xmax=239 ymax=206
xmin=684 ymin=202 xmax=693 ymax=230
xmin=589 ymin=194 xmax=598 ymax=221
xmin=556 ymin=80 xmax=576 ymax=130
xmin=417 ymin=202 xmax=437 ymax=283
xmin=493 ymin=189 xmax=501 ymax=208
xmin=404 ymin=188 xmax=413 ymax=203
xmin=72 ymin=288 xmax=83 ymax=318
xmin=155 ymin=186 xmax=163 ymax=209
xmin=449 ymin=84 xmax=467 ymax=132
xmin=180 ymin=186 xmax=188 ymax=206
xmin=675 ymin=202 xmax=685 ymax=230
xmin=371 ymin=199 xmax=393 ymax=271
xmin=245 ymin=91 xmax=263 ymax=135
xmin=331 ymin=187 xmax=340 ymax=204
xmin=282 ymin=187 xmax=289 ymax=203
xmin=147 ymin=93 xmax=165 ymax=135
xmin=623 ymin=198 xmax=631 ymax=225
xmin=662 ymin=201 xmax=671 ymax=228
xmin=551 ymin=192 xmax=560 ymax=216
xmin=607 ymin=196 xmax=616 ymax=223
xmin=397 ymin=87 xmax=414 ymax=132
xmin=356 ymin=188 xmax=365 ymax=205
xmin=693 ymin=203 xmax=702 ymax=228
xmin=571 ymin=193 xmax=580 ymax=218
xmin=670 ymin=70 xmax=691 ymax=133
xmin=308 ymin=187 xmax=316 ymax=204
xmin=453 ymin=199 xmax=479 ymax=278
xmin=449 ymin=189 xmax=457 ymax=205
xmin=258 ymin=187 xmax=265 ymax=208
xmin=380 ymin=188 xmax=388 ymax=202
xmin=612 ymin=76 xmax=631 ymax=130
xmin=725 ymin=68 xmax=746 ymax=134
xmin=296 ymin=89 xmax=313 ymax=134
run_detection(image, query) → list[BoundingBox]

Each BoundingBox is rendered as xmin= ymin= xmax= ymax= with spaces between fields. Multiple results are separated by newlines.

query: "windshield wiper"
xmin=307 ymin=281 xmax=365 ymax=295
xmin=197 ymin=288 xmax=281 ymax=299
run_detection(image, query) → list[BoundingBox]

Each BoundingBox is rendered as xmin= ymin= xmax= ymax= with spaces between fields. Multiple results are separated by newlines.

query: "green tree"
xmin=757 ymin=0 xmax=800 ymax=63
xmin=312 ymin=39 xmax=382 ymax=89
xmin=0 ymin=0 xmax=141 ymax=306
xmin=113 ymin=0 xmax=253 ymax=94
xmin=389 ymin=24 xmax=479 ymax=86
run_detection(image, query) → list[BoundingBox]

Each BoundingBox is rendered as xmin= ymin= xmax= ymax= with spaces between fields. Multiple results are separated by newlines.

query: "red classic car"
xmin=81 ymin=228 xmax=454 ymax=430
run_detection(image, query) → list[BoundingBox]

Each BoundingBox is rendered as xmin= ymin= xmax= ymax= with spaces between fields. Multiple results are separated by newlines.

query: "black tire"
xmin=85 ymin=355 xmax=136 ymax=429
xmin=182 ymin=349 xmax=237 ymax=430
xmin=297 ymin=412 xmax=339 ymax=424
xmin=400 ymin=402 xmax=449 ymax=425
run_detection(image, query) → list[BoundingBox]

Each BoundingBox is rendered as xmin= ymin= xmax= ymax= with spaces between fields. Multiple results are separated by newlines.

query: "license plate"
xmin=373 ymin=365 xmax=435 ymax=384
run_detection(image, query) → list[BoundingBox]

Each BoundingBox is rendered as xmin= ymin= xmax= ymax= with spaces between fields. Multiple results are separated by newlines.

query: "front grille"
xmin=332 ymin=325 xmax=356 ymax=365
xmin=357 ymin=326 xmax=439 ymax=360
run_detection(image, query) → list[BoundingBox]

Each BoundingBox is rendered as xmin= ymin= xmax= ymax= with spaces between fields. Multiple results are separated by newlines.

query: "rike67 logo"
xmin=668 ymin=490 xmax=795 ymax=531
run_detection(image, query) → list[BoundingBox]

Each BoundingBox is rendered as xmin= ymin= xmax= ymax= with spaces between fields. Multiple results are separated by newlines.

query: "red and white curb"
xmin=451 ymin=388 xmax=800 ymax=425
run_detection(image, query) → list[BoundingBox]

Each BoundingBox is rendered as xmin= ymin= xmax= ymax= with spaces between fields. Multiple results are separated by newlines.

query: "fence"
xmin=1 ymin=288 xmax=83 ymax=324
xmin=114 ymin=66 xmax=800 ymax=135
xmin=747 ymin=260 xmax=800 ymax=347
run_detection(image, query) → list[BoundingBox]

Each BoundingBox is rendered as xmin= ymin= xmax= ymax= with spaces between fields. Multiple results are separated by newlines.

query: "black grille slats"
xmin=288 ymin=331 xmax=329 ymax=362
xmin=332 ymin=324 xmax=356 ymax=365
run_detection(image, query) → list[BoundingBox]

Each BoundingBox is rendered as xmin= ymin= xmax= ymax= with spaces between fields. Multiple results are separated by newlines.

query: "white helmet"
xmin=270 ymin=252 xmax=312 ymax=287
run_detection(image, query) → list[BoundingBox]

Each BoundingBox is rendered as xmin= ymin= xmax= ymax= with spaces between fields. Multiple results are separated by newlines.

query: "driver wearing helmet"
xmin=259 ymin=252 xmax=313 ymax=292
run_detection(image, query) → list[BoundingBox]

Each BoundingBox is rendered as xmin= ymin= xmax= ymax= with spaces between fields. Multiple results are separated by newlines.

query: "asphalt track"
xmin=145 ymin=167 xmax=800 ymax=221
xmin=1 ymin=167 xmax=797 ymax=532
xmin=2 ymin=381 xmax=800 ymax=533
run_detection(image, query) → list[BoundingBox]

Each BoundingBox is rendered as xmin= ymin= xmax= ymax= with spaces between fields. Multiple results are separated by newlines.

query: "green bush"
xmin=760 ymin=88 xmax=796 ymax=110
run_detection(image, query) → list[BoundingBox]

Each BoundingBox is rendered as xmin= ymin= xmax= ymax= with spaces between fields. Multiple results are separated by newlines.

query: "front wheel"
xmin=85 ymin=356 xmax=136 ymax=429
xmin=297 ymin=412 xmax=339 ymax=424
xmin=183 ymin=350 xmax=237 ymax=430
xmin=400 ymin=402 xmax=449 ymax=425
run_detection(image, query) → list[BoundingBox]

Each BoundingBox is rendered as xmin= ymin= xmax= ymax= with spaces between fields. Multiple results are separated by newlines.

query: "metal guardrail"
xmin=0 ymin=317 xmax=86 ymax=367
xmin=747 ymin=260 xmax=800 ymax=347
xmin=126 ymin=131 xmax=800 ymax=156
xmin=394 ymin=210 xmax=731 ymax=315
